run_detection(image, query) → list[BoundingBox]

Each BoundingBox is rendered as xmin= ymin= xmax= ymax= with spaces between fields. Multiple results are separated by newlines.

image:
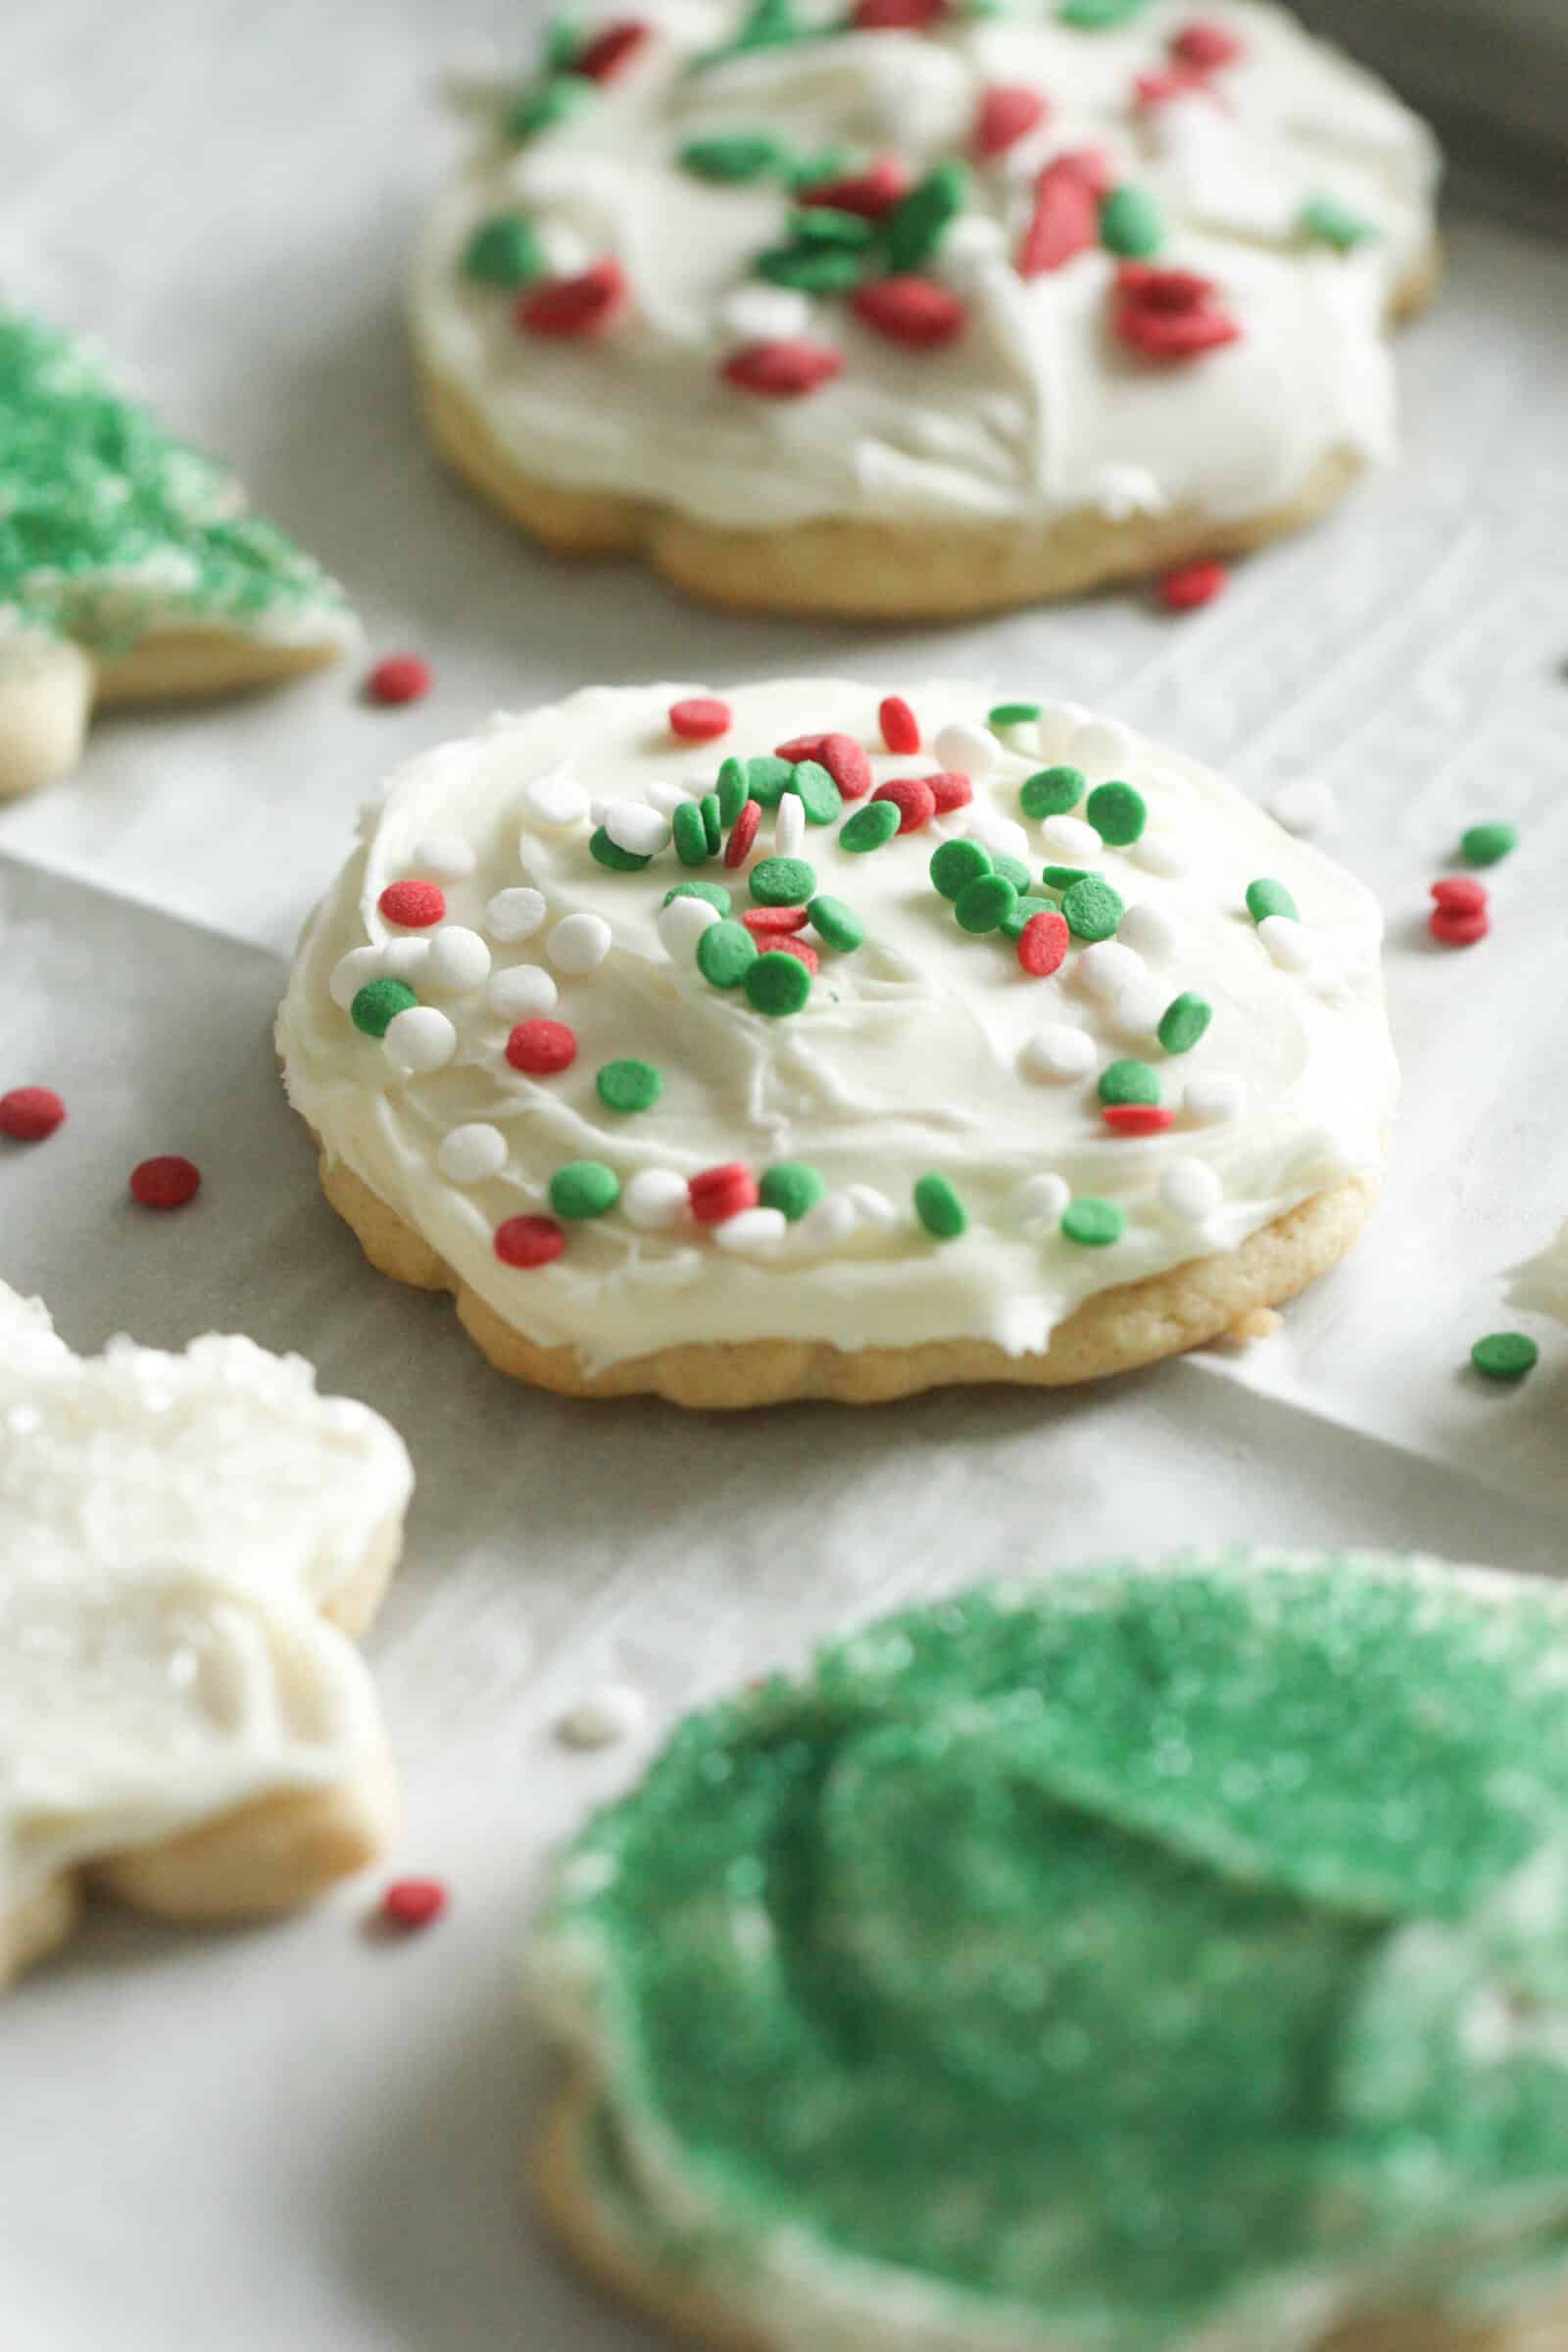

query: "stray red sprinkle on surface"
xmin=1018 ymin=159 xmax=1101 ymax=276
xmin=1170 ymin=19 xmax=1245 ymax=68
xmin=0 ymin=1086 xmax=67 ymax=1143
xmin=506 ymin=1018 xmax=577 ymax=1075
xmin=853 ymin=274 xmax=967 ymax=349
xmin=668 ymin=696 xmax=731 ymax=742
xmin=872 ymin=776 xmax=938 ymax=833
xmin=1102 ymin=1105 xmax=1176 ymax=1136
xmin=571 ymin=18 xmax=648 ymax=78
xmin=1430 ymin=906 xmax=1490 ymax=949
xmin=1017 ymin=908 xmax=1070 ymax=977
xmin=974 ymin=84 xmax=1050 ymax=158
xmin=795 ymin=159 xmax=910 ymax=220
xmin=724 ymin=799 xmax=762 ymax=867
xmin=378 ymin=878 xmax=447 ymax=928
xmin=379 ymin=1879 xmax=449 ymax=1930
xmin=742 ymin=905 xmax=810 ymax=935
xmin=768 ymin=934 xmax=820 ymax=976
xmin=879 ymin=695 xmax=920 ymax=755
xmin=1431 ymin=876 xmax=1488 ymax=915
xmin=722 ymin=339 xmax=845 ymax=398
xmin=1159 ymin=559 xmax=1229 ymax=612
xmin=924 ymin=769 xmax=973 ymax=813
xmin=366 ymin=654 xmax=432 ymax=707
xmin=130 ymin=1155 xmax=202 ymax=1210
xmin=516 ymin=260 xmax=627 ymax=339
xmin=494 ymin=1214 xmax=566 ymax=1268
xmin=689 ymin=1162 xmax=759 ymax=1224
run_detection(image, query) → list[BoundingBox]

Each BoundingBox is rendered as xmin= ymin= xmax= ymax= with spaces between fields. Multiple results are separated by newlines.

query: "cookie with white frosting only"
xmin=0 ymin=307 xmax=358 ymax=801
xmin=0 ymin=1284 xmax=412 ymax=1984
xmin=534 ymin=1548 xmax=1568 ymax=2352
xmin=277 ymin=679 xmax=1396 ymax=1406
xmin=412 ymin=0 xmax=1440 ymax=619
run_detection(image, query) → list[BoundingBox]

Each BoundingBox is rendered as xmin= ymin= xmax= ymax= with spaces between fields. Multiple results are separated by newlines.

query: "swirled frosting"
xmin=412 ymin=0 xmax=1437 ymax=535
xmin=536 ymin=1550 xmax=1568 ymax=2351
xmin=277 ymin=679 xmax=1396 ymax=1374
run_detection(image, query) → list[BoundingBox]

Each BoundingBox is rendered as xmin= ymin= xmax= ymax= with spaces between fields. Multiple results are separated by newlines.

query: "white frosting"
xmin=277 ymin=678 xmax=1396 ymax=1374
xmin=411 ymin=0 xmax=1438 ymax=534
xmin=0 ymin=1286 xmax=413 ymax=1921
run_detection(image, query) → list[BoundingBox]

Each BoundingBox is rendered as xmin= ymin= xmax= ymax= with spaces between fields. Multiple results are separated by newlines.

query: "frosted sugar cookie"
xmin=412 ymin=0 xmax=1439 ymax=618
xmin=534 ymin=1548 xmax=1568 ymax=2352
xmin=0 ymin=1285 xmax=412 ymax=1984
xmin=277 ymin=679 xmax=1396 ymax=1406
xmin=0 ymin=308 xmax=357 ymax=800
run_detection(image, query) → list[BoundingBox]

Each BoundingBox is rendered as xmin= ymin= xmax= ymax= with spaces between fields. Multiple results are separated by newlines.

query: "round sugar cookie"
xmin=412 ymin=0 xmax=1439 ymax=619
xmin=533 ymin=1548 xmax=1568 ymax=2352
xmin=277 ymin=679 xmax=1396 ymax=1406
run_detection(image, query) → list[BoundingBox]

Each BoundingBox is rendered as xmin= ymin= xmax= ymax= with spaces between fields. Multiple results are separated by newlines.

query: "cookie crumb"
xmin=559 ymin=1686 xmax=647 ymax=1749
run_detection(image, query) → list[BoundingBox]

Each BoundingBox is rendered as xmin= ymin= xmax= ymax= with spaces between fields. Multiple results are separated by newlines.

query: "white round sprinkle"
xmin=1259 ymin=912 xmax=1313 ymax=972
xmin=1184 ymin=1072 xmax=1246 ymax=1125
xmin=411 ymin=832 xmax=476 ymax=881
xmin=967 ymin=808 xmax=1030 ymax=862
xmin=603 ymin=801 xmax=671 ymax=858
xmin=1132 ymin=832 xmax=1188 ymax=879
xmin=657 ymin=894 xmax=721 ymax=963
xmin=933 ymin=721 xmax=995 ymax=777
xmin=522 ymin=771 xmax=588 ymax=830
xmin=1269 ymin=776 xmax=1338 ymax=837
xmin=486 ymin=886 xmax=547 ymax=942
xmin=647 ymin=777 xmax=697 ymax=817
xmin=1161 ymin=1158 xmax=1224 ymax=1223
xmin=330 ymin=946 xmax=389 ymax=1009
xmin=1035 ymin=702 xmax=1092 ymax=758
xmin=1040 ymin=813 xmax=1102 ymax=861
xmin=847 ymin=1184 xmax=899 ymax=1233
xmin=622 ymin=1169 xmax=691 ymax=1232
xmin=1076 ymin=940 xmax=1147 ymax=1002
xmin=1116 ymin=902 xmax=1179 ymax=963
xmin=720 ymin=281 xmax=811 ymax=344
xmin=488 ymin=963 xmax=559 ymax=1019
xmin=383 ymin=1005 xmax=457 ymax=1072
xmin=423 ymin=926 xmax=492 ymax=994
xmin=796 ymin=1193 xmax=858 ymax=1250
xmin=558 ymin=1684 xmax=647 ymax=1750
xmin=437 ymin=1122 xmax=508 ymax=1185
xmin=539 ymin=221 xmax=596 ymax=277
xmin=1006 ymin=1172 xmax=1071 ymax=1229
xmin=549 ymin=912 xmax=612 ymax=975
xmin=1110 ymin=977 xmax=1167 ymax=1038
xmin=381 ymin=937 xmax=431 ymax=982
xmin=939 ymin=214 xmax=1007 ymax=269
xmin=1022 ymin=1025 xmax=1097 ymax=1082
xmin=713 ymin=1206 xmax=788 ymax=1255
xmin=774 ymin=792 xmax=807 ymax=858
xmin=1070 ymin=717 xmax=1135 ymax=775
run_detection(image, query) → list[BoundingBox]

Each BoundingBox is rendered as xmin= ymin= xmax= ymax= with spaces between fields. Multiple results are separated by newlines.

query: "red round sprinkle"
xmin=689 ymin=1162 xmax=759 ymax=1224
xmin=1430 ymin=906 xmax=1490 ymax=949
xmin=1159 ymin=559 xmax=1229 ymax=613
xmin=722 ymin=339 xmax=845 ymax=399
xmin=852 ymin=0 xmax=945 ymax=23
xmin=1115 ymin=299 xmax=1242 ymax=361
xmin=974 ymin=84 xmax=1050 ymax=158
xmin=668 ymin=696 xmax=732 ymax=743
xmin=1170 ymin=19 xmax=1244 ymax=69
xmin=130 ymin=1155 xmax=202 ymax=1210
xmin=1016 ymin=908 xmax=1069 ymax=977
xmin=1133 ymin=65 xmax=1214 ymax=110
xmin=872 ymin=776 xmax=938 ymax=833
xmin=571 ymin=19 xmax=648 ymax=78
xmin=1116 ymin=263 xmax=1215 ymax=311
xmin=378 ymin=878 xmax=446 ymax=928
xmin=1018 ymin=159 xmax=1101 ymax=276
xmin=366 ymin=654 xmax=432 ymax=707
xmin=516 ymin=259 xmax=627 ymax=339
xmin=1102 ymin=1105 xmax=1175 ymax=1136
xmin=795 ymin=159 xmax=910 ymax=220
xmin=852 ymin=274 xmax=967 ymax=350
xmin=768 ymin=934 xmax=819 ymax=976
xmin=924 ymin=770 xmax=973 ymax=814
xmin=773 ymin=731 xmax=873 ymax=800
xmin=0 ymin=1086 xmax=67 ymax=1143
xmin=775 ymin=732 xmax=826 ymax=762
xmin=494 ymin=1213 xmax=566 ymax=1268
xmin=1431 ymin=876 xmax=1488 ymax=914
xmin=879 ymin=696 xmax=920 ymax=755
xmin=507 ymin=1018 xmax=577 ymax=1075
xmin=724 ymin=799 xmax=761 ymax=868
xmin=380 ymin=1879 xmax=449 ymax=1929
xmin=742 ymin=905 xmax=810 ymax=935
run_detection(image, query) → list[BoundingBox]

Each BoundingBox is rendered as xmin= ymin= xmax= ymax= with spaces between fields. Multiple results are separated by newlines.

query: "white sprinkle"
xmin=1132 ymin=832 xmax=1188 ymax=879
xmin=1110 ymin=977 xmax=1167 ymax=1039
xmin=1258 ymin=912 xmax=1313 ymax=972
xmin=1006 ymin=1172 xmax=1071 ymax=1230
xmin=538 ymin=221 xmax=596 ymax=277
xmin=1091 ymin=464 xmax=1166 ymax=523
xmin=847 ymin=1184 xmax=899 ymax=1233
xmin=522 ymin=770 xmax=588 ymax=830
xmin=1035 ymin=702 xmax=1092 ymax=759
xmin=411 ymin=832 xmax=476 ymax=880
xmin=933 ymin=721 xmax=995 ymax=777
xmin=1269 ymin=776 xmax=1338 ymax=837
xmin=939 ymin=214 xmax=1007 ymax=269
xmin=558 ymin=1684 xmax=647 ymax=1750
xmin=486 ymin=886 xmax=548 ymax=942
xmin=488 ymin=963 xmax=559 ymax=1019
xmin=603 ymin=801 xmax=671 ymax=858
xmin=437 ymin=1122 xmax=508 ymax=1185
xmin=623 ymin=1169 xmax=691 ymax=1231
xmin=967 ymin=808 xmax=1030 ymax=862
xmin=329 ymin=946 xmax=389 ymax=1009
xmin=549 ymin=912 xmax=612 ymax=975
xmin=1184 ymin=1072 xmax=1246 ymax=1125
xmin=1161 ymin=1158 xmax=1224 ymax=1222
xmin=647 ymin=777 xmax=696 ymax=817
xmin=713 ymin=1206 xmax=788 ymax=1255
xmin=382 ymin=938 xmax=431 ymax=982
xmin=384 ymin=1005 xmax=457 ymax=1072
xmin=657 ymin=894 xmax=721 ymax=963
xmin=1070 ymin=717 xmax=1135 ymax=775
xmin=1022 ymin=1025 xmax=1097 ymax=1082
xmin=423 ymin=926 xmax=492 ymax=994
xmin=1076 ymin=940 xmax=1147 ymax=1002
xmin=720 ymin=281 xmax=811 ymax=344
xmin=1116 ymin=902 xmax=1179 ymax=962
xmin=773 ymin=792 xmax=807 ymax=858
xmin=796 ymin=1193 xmax=858 ymax=1251
xmin=1040 ymin=813 xmax=1102 ymax=861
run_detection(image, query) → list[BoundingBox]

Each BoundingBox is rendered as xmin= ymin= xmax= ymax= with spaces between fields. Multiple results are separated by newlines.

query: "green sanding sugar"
xmin=697 ymin=920 xmax=758 ymax=989
xmin=1062 ymin=1195 xmax=1125 ymax=1245
xmin=1246 ymin=878 xmax=1298 ymax=924
xmin=715 ymin=758 xmax=749 ymax=827
xmin=750 ymin=857 xmax=816 ymax=907
xmin=1020 ymin=767 xmax=1084 ymax=819
xmin=913 ymin=1171 xmax=967 ymax=1238
xmin=930 ymin=838 xmax=992 ymax=901
xmin=759 ymin=1161 xmax=826 ymax=1220
xmin=1471 ymin=1332 xmax=1540 ymax=1382
xmin=840 ymin=801 xmax=902 ymax=855
xmin=786 ymin=760 xmax=842 ymax=825
xmin=672 ymin=801 xmax=711 ymax=866
xmin=596 ymin=1058 xmax=662 ymax=1113
xmin=461 ymin=212 xmax=545 ymax=288
xmin=590 ymin=825 xmax=651 ymax=873
xmin=807 ymin=895 xmax=864 ymax=952
xmin=1157 ymin=992 xmax=1212 ymax=1055
xmin=350 ymin=978 xmax=417 ymax=1038
xmin=548 ymin=1159 xmax=620 ymax=1218
xmin=1462 ymin=822 xmax=1519 ymax=867
xmin=746 ymin=756 xmax=795 ymax=808
xmin=1086 ymin=781 xmax=1147 ymax=847
xmin=663 ymin=880 xmax=731 ymax=915
xmin=1098 ymin=1058 xmax=1159 ymax=1106
xmin=744 ymin=951 xmax=811 ymax=1015
xmin=1061 ymin=876 xmax=1124 ymax=942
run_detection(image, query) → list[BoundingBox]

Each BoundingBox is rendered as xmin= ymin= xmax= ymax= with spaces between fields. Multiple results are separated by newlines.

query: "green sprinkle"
xmin=1099 ymin=1058 xmax=1160 ymax=1106
xmin=884 ymin=162 xmax=968 ymax=273
xmin=913 ymin=1172 xmax=967 ymax=1240
xmin=715 ymin=758 xmax=749 ymax=827
xmin=1158 ymin=992 xmax=1213 ymax=1055
xmin=1461 ymin=822 xmax=1518 ymax=867
xmin=1001 ymin=894 xmax=1053 ymax=940
xmin=956 ymin=873 xmax=1018 ymax=935
xmin=549 ymin=1159 xmax=621 ymax=1219
xmin=507 ymin=76 xmax=590 ymax=140
xmin=1246 ymin=878 xmax=1298 ymax=924
xmin=1300 ymin=194 xmax=1376 ymax=252
xmin=679 ymin=133 xmax=791 ymax=183
xmin=541 ymin=14 xmax=584 ymax=70
xmin=597 ymin=1058 xmax=663 ymax=1113
xmin=1062 ymin=1196 xmax=1126 ymax=1246
xmin=992 ymin=852 xmax=1032 ymax=894
xmin=745 ymin=951 xmax=813 ymax=1015
xmin=461 ymin=213 xmax=545 ymax=289
xmin=791 ymin=207 xmax=876 ymax=250
xmin=590 ymin=824 xmax=651 ymax=873
xmin=697 ymin=920 xmax=759 ymax=989
xmin=350 ymin=978 xmax=418 ymax=1038
xmin=989 ymin=701 xmax=1041 ymax=727
xmin=1471 ymin=1332 xmax=1540 ymax=1383
xmin=1062 ymin=876 xmax=1125 ymax=942
xmin=1100 ymin=185 xmax=1164 ymax=260
xmin=1042 ymin=863 xmax=1097 ymax=893
xmin=663 ymin=879 xmax=731 ymax=915
xmin=672 ymin=801 xmax=710 ymax=866
xmin=746 ymin=756 xmax=795 ymax=808
xmin=930 ymin=838 xmax=992 ymax=900
xmin=1086 ymin=781 xmax=1147 ymax=847
xmin=787 ymin=760 xmax=843 ymax=825
xmin=787 ymin=147 xmax=855 ymax=193
xmin=807 ymin=894 xmax=864 ymax=952
xmin=1020 ymin=766 xmax=1084 ymax=820
xmin=840 ymin=801 xmax=903 ymax=855
xmin=760 ymin=1161 xmax=826 ymax=1220
xmin=751 ymin=857 xmax=817 ymax=906
xmin=756 ymin=246 xmax=865 ymax=295
xmin=1058 ymin=0 xmax=1153 ymax=26
xmin=701 ymin=792 xmax=722 ymax=855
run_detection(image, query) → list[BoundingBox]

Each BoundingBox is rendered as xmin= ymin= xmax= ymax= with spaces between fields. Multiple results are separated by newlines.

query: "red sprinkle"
xmin=774 ymin=731 xmax=873 ymax=800
xmin=851 ymin=0 xmax=946 ymax=28
xmin=0 ymin=1086 xmax=67 ymax=1144
xmin=723 ymin=799 xmax=761 ymax=868
xmin=1430 ymin=906 xmax=1490 ymax=949
xmin=130 ymin=1155 xmax=202 ymax=1210
xmin=689 ymin=1162 xmax=759 ymax=1224
xmin=366 ymin=654 xmax=432 ymax=707
xmin=571 ymin=19 xmax=648 ymax=78
xmin=924 ymin=769 xmax=973 ymax=814
xmin=872 ymin=776 xmax=938 ymax=833
xmin=1170 ymin=19 xmax=1244 ymax=69
xmin=506 ymin=1018 xmax=577 ymax=1075
xmin=879 ymin=696 xmax=920 ymax=755
xmin=795 ymin=159 xmax=910 ymax=221
xmin=380 ymin=1879 xmax=449 ymax=1930
xmin=1431 ymin=876 xmax=1488 ymax=915
xmin=742 ymin=906 xmax=810 ymax=936
xmin=1159 ymin=558 xmax=1229 ymax=612
xmin=1102 ymin=1105 xmax=1175 ymax=1136
xmin=775 ymin=733 xmax=826 ymax=762
xmin=974 ymin=84 xmax=1050 ymax=158
xmin=722 ymin=339 xmax=845 ymax=399
xmin=494 ymin=1214 xmax=566 ymax=1267
xmin=1116 ymin=263 xmax=1215 ymax=310
xmin=516 ymin=260 xmax=627 ymax=339
xmin=378 ymin=878 xmax=446 ymax=929
xmin=1018 ymin=158 xmax=1101 ymax=276
xmin=1115 ymin=290 xmax=1242 ymax=361
xmin=668 ymin=695 xmax=731 ymax=743
xmin=853 ymin=274 xmax=967 ymax=350
xmin=1133 ymin=64 xmax=1214 ymax=110
xmin=1016 ymin=908 xmax=1070 ymax=977
xmin=769 ymin=935 xmax=820 ymax=976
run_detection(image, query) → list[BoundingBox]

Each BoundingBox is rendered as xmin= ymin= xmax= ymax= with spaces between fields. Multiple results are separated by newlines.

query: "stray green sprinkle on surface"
xmin=1062 ymin=1196 xmax=1126 ymax=1246
xmin=1461 ymin=822 xmax=1519 ymax=867
xmin=913 ymin=1172 xmax=967 ymax=1239
xmin=1471 ymin=1332 xmax=1540 ymax=1382
xmin=597 ymin=1058 xmax=663 ymax=1113
xmin=1020 ymin=767 xmax=1085 ymax=819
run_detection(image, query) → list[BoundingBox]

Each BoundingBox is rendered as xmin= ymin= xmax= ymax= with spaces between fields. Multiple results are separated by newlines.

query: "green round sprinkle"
xmin=1471 ymin=1332 xmax=1540 ymax=1382
xmin=1157 ymin=991 xmax=1213 ymax=1055
xmin=1020 ymin=766 xmax=1084 ymax=819
xmin=992 ymin=852 xmax=1032 ymax=894
xmin=679 ymin=133 xmax=789 ymax=182
xmin=462 ymin=213 xmax=544 ymax=289
xmin=1001 ymin=894 xmax=1053 ymax=940
xmin=787 ymin=760 xmax=842 ymax=825
xmin=549 ymin=1159 xmax=620 ymax=1219
xmin=1246 ymin=877 xmax=1299 ymax=924
xmin=760 ymin=1161 xmax=826 ymax=1220
xmin=1059 ymin=0 xmax=1150 ymax=23
xmin=701 ymin=792 xmax=722 ymax=855
xmin=989 ymin=701 xmax=1041 ymax=727
xmin=351 ymin=978 xmax=418 ymax=1038
xmin=884 ymin=161 xmax=969 ymax=272
xmin=807 ymin=894 xmax=864 ymax=952
xmin=746 ymin=756 xmax=794 ymax=808
xmin=697 ymin=920 xmax=759 ymax=989
xmin=1085 ymin=780 xmax=1148 ymax=847
xmin=590 ymin=824 xmax=651 ymax=873
xmin=956 ymin=873 xmax=1018 ymax=935
xmin=930 ymin=838 xmax=992 ymax=900
xmin=791 ymin=207 xmax=875 ymax=250
xmin=744 ymin=951 xmax=812 ymax=1016
xmin=788 ymin=147 xmax=855 ymax=192
xmin=756 ymin=246 xmax=865 ymax=295
xmin=596 ymin=1058 xmax=663 ymax=1113
xmin=1100 ymin=185 xmax=1164 ymax=259
xmin=541 ymin=14 xmax=583 ymax=71
xmin=1300 ymin=194 xmax=1375 ymax=251
xmin=663 ymin=879 xmax=731 ymax=915
xmin=1062 ymin=1196 xmax=1126 ymax=1247
xmin=1041 ymin=863 xmax=1098 ymax=893
xmin=840 ymin=801 xmax=903 ymax=855
xmin=1061 ymin=876 xmax=1125 ymax=942
xmin=507 ymin=77 xmax=589 ymax=140
xmin=715 ymin=758 xmax=749 ymax=827
xmin=913 ymin=1172 xmax=967 ymax=1240
xmin=750 ymin=856 xmax=817 ymax=906
xmin=1461 ymin=821 xmax=1518 ymax=867
xmin=1099 ymin=1058 xmax=1160 ymax=1106
xmin=672 ymin=801 xmax=710 ymax=866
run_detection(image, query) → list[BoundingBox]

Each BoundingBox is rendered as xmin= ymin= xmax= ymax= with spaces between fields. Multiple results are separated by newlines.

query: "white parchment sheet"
xmin=3 ymin=3 xmax=1568 ymax=2345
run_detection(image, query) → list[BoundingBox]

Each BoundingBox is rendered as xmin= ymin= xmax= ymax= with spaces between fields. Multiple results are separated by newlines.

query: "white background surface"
xmin=4 ymin=5 xmax=1568 ymax=2346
